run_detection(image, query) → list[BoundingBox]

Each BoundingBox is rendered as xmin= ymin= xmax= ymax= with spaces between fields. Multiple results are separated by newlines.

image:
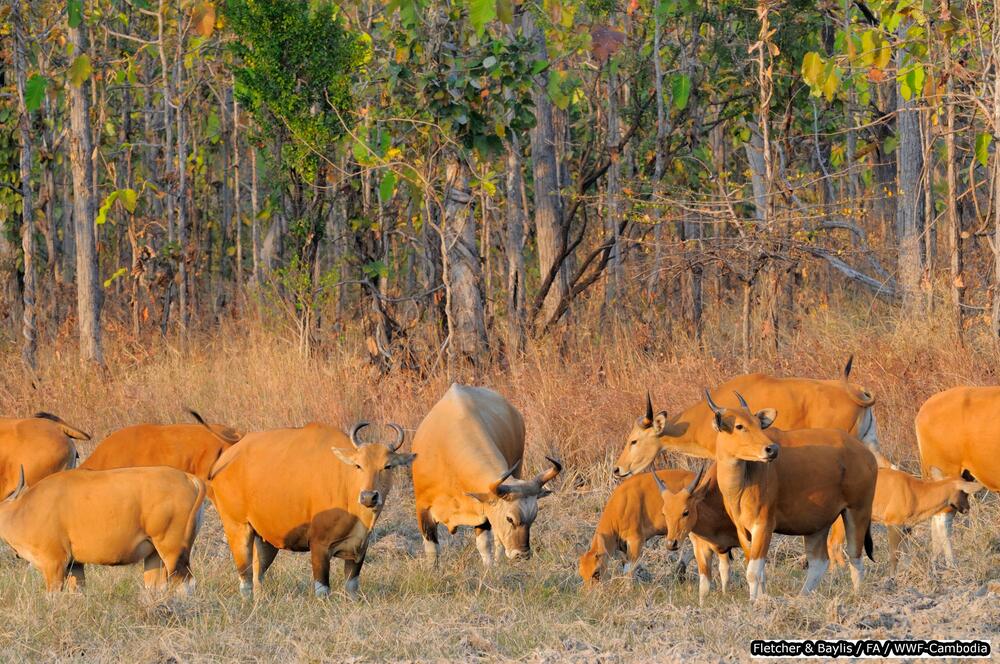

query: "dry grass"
xmin=0 ymin=302 xmax=999 ymax=662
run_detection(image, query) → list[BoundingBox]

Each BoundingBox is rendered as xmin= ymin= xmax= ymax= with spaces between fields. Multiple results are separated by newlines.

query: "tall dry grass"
xmin=0 ymin=298 xmax=998 ymax=661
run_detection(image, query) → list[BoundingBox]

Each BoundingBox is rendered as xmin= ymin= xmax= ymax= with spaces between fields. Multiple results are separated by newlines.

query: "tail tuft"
xmin=864 ymin=525 xmax=875 ymax=562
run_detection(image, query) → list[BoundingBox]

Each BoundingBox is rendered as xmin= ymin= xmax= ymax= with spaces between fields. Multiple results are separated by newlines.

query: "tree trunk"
xmin=441 ymin=155 xmax=487 ymax=368
xmin=523 ymin=11 xmax=568 ymax=327
xmin=943 ymin=14 xmax=962 ymax=334
xmin=991 ymin=10 xmax=1000 ymax=340
xmin=603 ymin=61 xmax=622 ymax=309
xmin=68 ymin=14 xmax=104 ymax=365
xmin=896 ymin=31 xmax=925 ymax=312
xmin=505 ymin=135 xmax=527 ymax=351
xmin=13 ymin=0 xmax=37 ymax=368
xmin=649 ymin=6 xmax=669 ymax=296
xmin=233 ymin=83 xmax=244 ymax=291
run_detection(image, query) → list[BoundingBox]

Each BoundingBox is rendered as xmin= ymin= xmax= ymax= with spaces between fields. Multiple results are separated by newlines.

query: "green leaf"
xmin=469 ymin=0 xmax=496 ymax=36
xmin=496 ymin=0 xmax=513 ymax=24
xmin=801 ymin=52 xmax=823 ymax=88
xmin=901 ymin=64 xmax=925 ymax=101
xmin=25 ymin=75 xmax=48 ymax=113
xmin=69 ymin=55 xmax=92 ymax=87
xmin=120 ymin=188 xmax=138 ymax=213
xmin=103 ymin=267 xmax=128 ymax=288
xmin=671 ymin=73 xmax=691 ymax=111
xmin=531 ymin=60 xmax=550 ymax=76
xmin=860 ymin=31 xmax=876 ymax=66
xmin=95 ymin=191 xmax=120 ymax=226
xmin=976 ymin=133 xmax=993 ymax=168
xmin=68 ymin=0 xmax=82 ymax=28
xmin=379 ymin=172 xmax=397 ymax=203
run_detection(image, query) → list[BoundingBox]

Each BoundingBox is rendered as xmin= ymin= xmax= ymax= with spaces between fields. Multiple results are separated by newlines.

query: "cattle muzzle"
xmin=612 ymin=466 xmax=630 ymax=479
xmin=508 ymin=548 xmax=532 ymax=561
xmin=762 ymin=443 xmax=779 ymax=462
xmin=358 ymin=490 xmax=382 ymax=509
xmin=665 ymin=538 xmax=680 ymax=551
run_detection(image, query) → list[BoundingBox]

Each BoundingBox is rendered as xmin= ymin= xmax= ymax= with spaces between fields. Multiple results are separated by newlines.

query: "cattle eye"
xmin=629 ymin=440 xmax=637 ymax=446
xmin=506 ymin=516 xmax=514 ymax=525
xmin=735 ymin=424 xmax=744 ymax=431
xmin=682 ymin=509 xmax=689 ymax=517
xmin=355 ymin=464 xmax=362 ymax=470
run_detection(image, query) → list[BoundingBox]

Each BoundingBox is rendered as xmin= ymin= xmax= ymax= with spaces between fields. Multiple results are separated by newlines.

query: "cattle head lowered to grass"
xmin=465 ymin=456 xmax=562 ymax=560
xmin=329 ymin=421 xmax=414 ymax=510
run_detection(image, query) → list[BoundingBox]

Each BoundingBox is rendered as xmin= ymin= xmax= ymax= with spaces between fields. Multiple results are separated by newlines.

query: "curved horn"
xmin=704 ymin=389 xmax=723 ymax=415
xmin=652 ymin=470 xmax=667 ymax=493
xmin=535 ymin=456 xmax=563 ymax=486
xmin=644 ymin=392 xmax=654 ymax=426
xmin=490 ymin=458 xmax=523 ymax=494
xmin=734 ymin=391 xmax=749 ymax=411
xmin=685 ymin=464 xmax=706 ymax=494
xmin=5 ymin=466 xmax=26 ymax=502
xmin=387 ymin=423 xmax=405 ymax=452
xmin=844 ymin=354 xmax=854 ymax=379
xmin=349 ymin=421 xmax=371 ymax=449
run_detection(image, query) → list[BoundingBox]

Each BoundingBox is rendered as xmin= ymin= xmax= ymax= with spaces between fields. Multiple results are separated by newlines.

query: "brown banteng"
xmin=612 ymin=357 xmax=878 ymax=477
xmin=0 ymin=465 xmax=205 ymax=593
xmin=412 ymin=384 xmax=560 ymax=566
xmin=578 ymin=469 xmax=698 ymax=587
xmin=828 ymin=466 xmax=981 ymax=573
xmin=81 ymin=409 xmax=242 ymax=479
xmin=652 ymin=465 xmax=741 ymax=604
xmin=0 ymin=413 xmax=89 ymax=497
xmin=705 ymin=391 xmax=877 ymax=601
xmin=914 ymin=386 xmax=1000 ymax=566
xmin=209 ymin=421 xmax=412 ymax=598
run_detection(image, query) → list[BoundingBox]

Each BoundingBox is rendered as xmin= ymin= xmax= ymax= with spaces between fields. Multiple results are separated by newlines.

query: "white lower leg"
xmin=747 ymin=558 xmax=766 ymax=602
xmin=848 ymin=556 xmax=864 ymax=590
xmin=719 ymin=554 xmax=731 ymax=594
xmin=239 ymin=577 xmax=252 ymax=598
xmin=344 ymin=576 xmax=359 ymax=598
xmin=423 ymin=538 xmax=439 ymax=565
xmin=698 ymin=573 xmax=711 ymax=605
xmin=476 ymin=529 xmax=494 ymax=567
xmin=930 ymin=513 xmax=945 ymax=559
xmin=940 ymin=512 xmax=956 ymax=567
xmin=800 ymin=557 xmax=830 ymax=595
xmin=314 ymin=580 xmax=330 ymax=597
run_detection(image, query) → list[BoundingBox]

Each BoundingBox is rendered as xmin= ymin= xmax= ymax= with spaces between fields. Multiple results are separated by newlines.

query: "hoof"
xmin=314 ymin=582 xmax=330 ymax=598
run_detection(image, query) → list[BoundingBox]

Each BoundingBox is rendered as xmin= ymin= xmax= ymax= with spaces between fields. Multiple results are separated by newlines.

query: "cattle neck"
xmin=893 ymin=476 xmax=973 ymax=526
xmin=663 ymin=405 xmax=715 ymax=459
xmin=713 ymin=450 xmax=770 ymax=502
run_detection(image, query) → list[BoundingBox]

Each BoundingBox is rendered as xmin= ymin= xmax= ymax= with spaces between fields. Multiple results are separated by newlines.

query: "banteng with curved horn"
xmin=412 ymin=384 xmax=562 ymax=566
xmin=209 ymin=419 xmax=414 ymax=599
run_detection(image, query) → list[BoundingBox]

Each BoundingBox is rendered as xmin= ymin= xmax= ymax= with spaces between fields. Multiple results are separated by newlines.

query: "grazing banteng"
xmin=0 ymin=466 xmax=205 ymax=592
xmin=412 ymin=384 xmax=560 ymax=566
xmin=613 ymin=357 xmax=878 ymax=476
xmin=578 ymin=470 xmax=699 ymax=586
xmin=210 ymin=421 xmax=412 ymax=598
xmin=652 ymin=465 xmax=741 ymax=604
xmin=0 ymin=413 xmax=89 ymax=496
xmin=828 ymin=466 xmax=981 ymax=573
xmin=705 ymin=391 xmax=876 ymax=601
xmin=81 ymin=409 xmax=242 ymax=480
xmin=914 ymin=386 xmax=1000 ymax=565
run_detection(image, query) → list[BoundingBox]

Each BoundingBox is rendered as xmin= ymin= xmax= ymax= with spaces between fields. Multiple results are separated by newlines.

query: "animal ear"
xmin=712 ymin=413 xmax=733 ymax=433
xmin=756 ymin=409 xmax=777 ymax=430
xmin=330 ymin=446 xmax=357 ymax=467
xmin=389 ymin=453 xmax=416 ymax=468
xmin=465 ymin=492 xmax=495 ymax=504
xmin=537 ymin=488 xmax=554 ymax=499
xmin=652 ymin=411 xmax=670 ymax=435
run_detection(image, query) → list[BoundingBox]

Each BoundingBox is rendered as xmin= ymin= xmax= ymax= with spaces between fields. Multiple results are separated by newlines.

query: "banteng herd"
xmin=0 ymin=359 xmax=996 ymax=603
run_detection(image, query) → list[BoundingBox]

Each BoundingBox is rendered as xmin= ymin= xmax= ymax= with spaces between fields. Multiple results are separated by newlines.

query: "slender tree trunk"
xmin=603 ymin=61 xmax=622 ymax=309
xmin=250 ymin=145 xmax=261 ymax=286
xmin=13 ymin=0 xmax=37 ymax=368
xmin=441 ymin=155 xmax=487 ymax=368
xmin=234 ymin=83 xmax=244 ymax=291
xmin=523 ymin=10 xmax=568 ymax=327
xmin=649 ymin=7 xmax=669 ymax=296
xmin=176 ymin=62 xmax=189 ymax=331
xmin=942 ymin=8 xmax=962 ymax=334
xmin=896 ymin=27 xmax=925 ymax=312
xmin=67 ymin=13 xmax=104 ymax=365
xmin=991 ymin=10 xmax=1000 ymax=340
xmin=505 ymin=135 xmax=527 ymax=351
